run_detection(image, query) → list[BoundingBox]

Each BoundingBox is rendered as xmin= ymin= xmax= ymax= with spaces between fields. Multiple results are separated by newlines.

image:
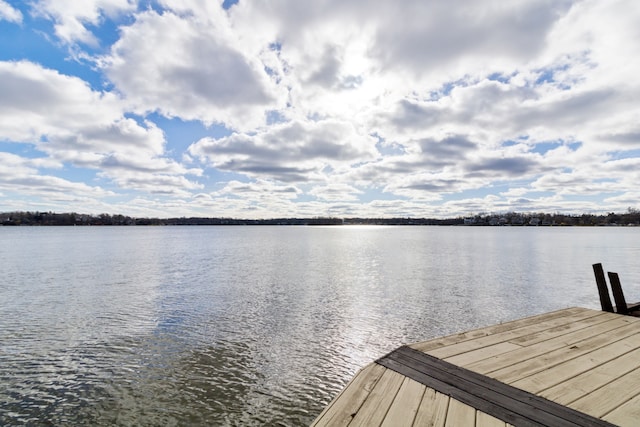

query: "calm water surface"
xmin=1 ymin=226 xmax=639 ymax=425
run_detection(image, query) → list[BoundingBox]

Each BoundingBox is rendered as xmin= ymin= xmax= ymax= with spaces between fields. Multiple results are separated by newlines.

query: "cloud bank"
xmin=0 ymin=0 xmax=639 ymax=218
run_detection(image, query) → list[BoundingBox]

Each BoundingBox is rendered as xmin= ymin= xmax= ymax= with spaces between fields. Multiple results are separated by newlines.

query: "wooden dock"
xmin=311 ymin=307 xmax=640 ymax=426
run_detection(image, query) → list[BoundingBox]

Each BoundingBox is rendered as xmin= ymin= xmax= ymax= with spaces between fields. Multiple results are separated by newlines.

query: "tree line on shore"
xmin=2 ymin=209 xmax=640 ymax=227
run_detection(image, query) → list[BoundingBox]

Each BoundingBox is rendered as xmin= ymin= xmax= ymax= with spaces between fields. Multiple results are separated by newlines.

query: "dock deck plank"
xmin=412 ymin=388 xmax=449 ymax=427
xmin=310 ymin=363 xmax=386 ymax=427
xmin=569 ymin=365 xmax=640 ymax=418
xmin=421 ymin=309 xmax=607 ymax=359
xmin=444 ymin=398 xmax=475 ymax=426
xmin=604 ymin=394 xmax=640 ymax=425
xmin=476 ymin=412 xmax=507 ymax=427
xmin=312 ymin=308 xmax=640 ymax=426
xmin=348 ymin=368 xmax=405 ymax=426
xmin=380 ymin=378 xmax=425 ymax=427
xmin=541 ymin=346 xmax=640 ymax=405
xmin=462 ymin=316 xmax=636 ymax=375
xmin=410 ymin=307 xmax=588 ymax=354
xmin=484 ymin=321 xmax=640 ymax=384
xmin=510 ymin=332 xmax=640 ymax=394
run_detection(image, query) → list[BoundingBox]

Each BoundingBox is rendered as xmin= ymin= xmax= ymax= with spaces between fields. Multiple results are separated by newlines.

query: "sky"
xmin=1 ymin=0 xmax=639 ymax=219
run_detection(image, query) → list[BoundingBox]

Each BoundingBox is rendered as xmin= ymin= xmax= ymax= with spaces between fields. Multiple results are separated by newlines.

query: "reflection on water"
xmin=1 ymin=226 xmax=639 ymax=425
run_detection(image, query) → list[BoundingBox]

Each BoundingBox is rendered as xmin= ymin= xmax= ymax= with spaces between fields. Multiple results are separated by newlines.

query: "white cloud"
xmin=604 ymin=192 xmax=640 ymax=211
xmin=228 ymin=0 xmax=576 ymax=121
xmin=3 ymin=0 xmax=640 ymax=218
xmin=189 ymin=119 xmax=379 ymax=183
xmin=103 ymin=171 xmax=202 ymax=196
xmin=0 ymin=152 xmax=113 ymax=198
xmin=31 ymin=0 xmax=136 ymax=45
xmin=369 ymin=1 xmax=573 ymax=76
xmin=179 ymin=180 xmax=307 ymax=219
xmin=213 ymin=180 xmax=301 ymax=200
xmin=0 ymin=0 xmax=22 ymax=23
xmin=101 ymin=8 xmax=284 ymax=130
xmin=0 ymin=60 xmax=201 ymax=194
xmin=309 ymin=183 xmax=363 ymax=202
xmin=0 ymin=60 xmax=122 ymax=140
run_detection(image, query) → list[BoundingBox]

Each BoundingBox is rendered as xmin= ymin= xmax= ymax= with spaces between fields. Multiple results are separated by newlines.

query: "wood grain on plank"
xmin=541 ymin=346 xmax=640 ymax=405
xmin=444 ymin=398 xmax=476 ymax=427
xmin=476 ymin=411 xmax=508 ymax=427
xmin=412 ymin=388 xmax=450 ymax=427
xmin=411 ymin=308 xmax=590 ymax=354
xmin=486 ymin=321 xmax=640 ymax=384
xmin=427 ymin=309 xmax=608 ymax=360
xmin=349 ymin=368 xmax=405 ymax=427
xmin=380 ymin=377 xmax=426 ymax=427
xmin=568 ymin=365 xmax=640 ymax=419
xmin=311 ymin=363 xmax=385 ymax=427
xmin=510 ymin=332 xmax=640 ymax=394
xmin=464 ymin=316 xmax=637 ymax=375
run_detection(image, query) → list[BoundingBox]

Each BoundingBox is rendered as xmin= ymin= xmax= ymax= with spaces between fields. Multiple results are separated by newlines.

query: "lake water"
xmin=1 ymin=226 xmax=639 ymax=425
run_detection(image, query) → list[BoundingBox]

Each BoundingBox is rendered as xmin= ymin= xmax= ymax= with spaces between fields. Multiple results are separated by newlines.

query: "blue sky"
xmin=1 ymin=0 xmax=639 ymax=218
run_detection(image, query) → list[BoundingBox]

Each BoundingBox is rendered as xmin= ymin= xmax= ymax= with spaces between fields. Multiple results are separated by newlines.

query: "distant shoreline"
xmin=2 ymin=210 xmax=639 ymax=227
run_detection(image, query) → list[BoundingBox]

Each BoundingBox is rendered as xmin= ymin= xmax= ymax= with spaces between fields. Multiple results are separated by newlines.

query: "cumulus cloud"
xmin=0 ymin=0 xmax=22 ymax=23
xmin=188 ymin=119 xmax=379 ymax=183
xmin=100 ymin=7 xmax=284 ymax=129
xmin=3 ymin=0 xmax=640 ymax=217
xmin=213 ymin=180 xmax=301 ymax=200
xmin=0 ymin=61 xmax=122 ymax=140
xmin=370 ymin=0 xmax=573 ymax=75
xmin=0 ymin=60 xmax=201 ymax=194
xmin=0 ymin=152 xmax=113 ymax=198
xmin=31 ymin=0 xmax=136 ymax=45
xmin=309 ymin=183 xmax=363 ymax=202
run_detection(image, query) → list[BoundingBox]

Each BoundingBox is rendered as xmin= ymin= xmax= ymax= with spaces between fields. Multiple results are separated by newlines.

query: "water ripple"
xmin=1 ymin=226 xmax=639 ymax=425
